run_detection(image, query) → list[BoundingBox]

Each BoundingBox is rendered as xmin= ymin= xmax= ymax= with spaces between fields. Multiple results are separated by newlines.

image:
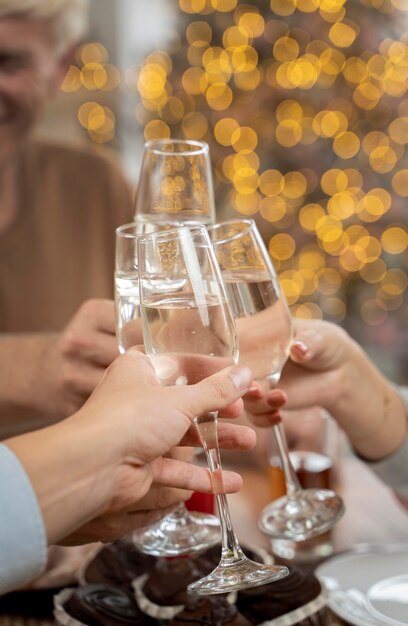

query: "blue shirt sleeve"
xmin=369 ymin=386 xmax=408 ymax=499
xmin=0 ymin=444 xmax=47 ymax=595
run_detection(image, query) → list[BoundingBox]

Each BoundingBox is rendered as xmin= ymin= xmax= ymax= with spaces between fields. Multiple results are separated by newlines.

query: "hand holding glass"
xmin=209 ymin=219 xmax=344 ymax=541
xmin=137 ymin=225 xmax=288 ymax=594
xmin=115 ymin=221 xmax=220 ymax=556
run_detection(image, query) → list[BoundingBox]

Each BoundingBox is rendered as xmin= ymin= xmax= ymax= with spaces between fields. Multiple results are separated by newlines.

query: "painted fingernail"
xmin=229 ymin=366 xmax=252 ymax=391
xmin=292 ymin=340 xmax=310 ymax=357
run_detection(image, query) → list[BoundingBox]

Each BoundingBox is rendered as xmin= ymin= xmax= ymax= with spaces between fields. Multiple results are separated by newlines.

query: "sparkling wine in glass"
xmin=115 ymin=221 xmax=184 ymax=354
xmin=209 ymin=219 xmax=345 ymax=542
xmin=115 ymin=221 xmax=221 ymax=557
xmin=137 ymin=225 xmax=288 ymax=594
xmin=134 ymin=139 xmax=215 ymax=226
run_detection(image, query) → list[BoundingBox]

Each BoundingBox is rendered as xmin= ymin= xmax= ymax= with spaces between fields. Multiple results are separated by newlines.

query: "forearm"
xmin=0 ymin=334 xmax=63 ymax=436
xmin=5 ymin=412 xmax=118 ymax=545
xmin=329 ymin=338 xmax=407 ymax=461
xmin=0 ymin=445 xmax=47 ymax=594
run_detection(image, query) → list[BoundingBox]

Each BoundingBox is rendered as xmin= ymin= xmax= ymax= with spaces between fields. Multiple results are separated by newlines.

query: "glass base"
xmin=270 ymin=532 xmax=334 ymax=563
xmin=187 ymin=551 xmax=289 ymax=595
xmin=132 ymin=510 xmax=221 ymax=557
xmin=259 ymin=488 xmax=344 ymax=541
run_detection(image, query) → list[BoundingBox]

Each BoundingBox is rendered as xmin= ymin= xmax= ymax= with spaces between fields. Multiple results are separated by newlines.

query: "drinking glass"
xmin=137 ymin=225 xmax=288 ymax=594
xmin=134 ymin=139 xmax=215 ymax=226
xmin=115 ymin=221 xmax=184 ymax=354
xmin=208 ymin=219 xmax=345 ymax=542
xmin=115 ymin=221 xmax=221 ymax=557
xmin=268 ymin=408 xmax=341 ymax=561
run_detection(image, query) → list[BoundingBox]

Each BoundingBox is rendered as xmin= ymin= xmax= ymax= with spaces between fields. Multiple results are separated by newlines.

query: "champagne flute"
xmin=137 ymin=225 xmax=288 ymax=594
xmin=208 ymin=219 xmax=345 ymax=541
xmin=134 ymin=139 xmax=216 ymax=522
xmin=115 ymin=221 xmax=184 ymax=354
xmin=115 ymin=221 xmax=221 ymax=557
xmin=134 ymin=139 xmax=215 ymax=226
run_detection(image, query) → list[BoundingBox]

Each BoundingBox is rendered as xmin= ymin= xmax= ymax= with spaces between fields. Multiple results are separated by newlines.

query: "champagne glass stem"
xmin=167 ymin=502 xmax=192 ymax=522
xmin=195 ymin=414 xmax=244 ymax=561
xmin=273 ymin=422 xmax=303 ymax=499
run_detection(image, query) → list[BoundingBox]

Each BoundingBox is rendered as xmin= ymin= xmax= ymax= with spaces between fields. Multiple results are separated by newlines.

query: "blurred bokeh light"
xmin=64 ymin=0 xmax=408 ymax=380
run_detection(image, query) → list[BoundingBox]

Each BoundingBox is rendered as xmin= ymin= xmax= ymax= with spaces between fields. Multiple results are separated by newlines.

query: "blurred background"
xmin=36 ymin=0 xmax=408 ymax=383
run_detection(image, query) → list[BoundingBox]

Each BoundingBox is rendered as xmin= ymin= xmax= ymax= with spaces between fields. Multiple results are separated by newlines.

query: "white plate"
xmin=316 ymin=544 xmax=408 ymax=626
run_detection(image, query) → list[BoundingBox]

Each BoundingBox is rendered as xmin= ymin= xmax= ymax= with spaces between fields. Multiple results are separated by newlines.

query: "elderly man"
xmin=0 ymin=0 xmax=133 ymax=436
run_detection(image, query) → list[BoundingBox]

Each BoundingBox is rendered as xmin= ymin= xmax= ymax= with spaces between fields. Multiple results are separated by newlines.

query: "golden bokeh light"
xmin=273 ymin=36 xmax=300 ymax=62
xmin=232 ymin=166 xmax=259 ymax=194
xmin=181 ymin=111 xmax=208 ymax=138
xmin=291 ymin=302 xmax=323 ymax=319
xmin=321 ymin=297 xmax=346 ymax=320
xmin=239 ymin=12 xmax=265 ymax=38
xmin=231 ymin=126 xmax=258 ymax=153
xmin=328 ymin=21 xmax=358 ymax=48
xmin=391 ymin=169 xmax=408 ymax=195
xmin=260 ymin=196 xmax=287 ymax=221
xmin=179 ymin=0 xmax=206 ymax=13
xmin=381 ymin=268 xmax=408 ymax=295
xmin=186 ymin=21 xmax=213 ymax=45
xmin=230 ymin=190 xmax=261 ymax=215
xmin=205 ymin=82 xmax=233 ymax=109
xmin=321 ymin=169 xmax=349 ymax=195
xmin=214 ymin=118 xmax=240 ymax=145
xmin=333 ymin=131 xmax=360 ymax=158
xmin=68 ymin=1 xmax=408 ymax=328
xmin=144 ymin=120 xmax=171 ymax=140
xmin=299 ymin=203 xmax=326 ymax=232
xmin=360 ymin=258 xmax=387 ymax=284
xmin=259 ymin=169 xmax=285 ymax=196
xmin=269 ymin=233 xmax=296 ymax=260
xmin=357 ymin=188 xmax=392 ymax=222
xmin=61 ymin=66 xmax=81 ymax=93
xmin=381 ymin=226 xmax=408 ymax=253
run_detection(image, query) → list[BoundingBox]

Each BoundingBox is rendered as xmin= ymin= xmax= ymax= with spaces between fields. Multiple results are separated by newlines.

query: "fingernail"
xmin=267 ymin=390 xmax=286 ymax=406
xmin=229 ymin=366 xmax=252 ymax=391
xmin=292 ymin=340 xmax=309 ymax=357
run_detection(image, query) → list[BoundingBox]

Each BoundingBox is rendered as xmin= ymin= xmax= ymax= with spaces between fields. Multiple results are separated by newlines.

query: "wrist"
xmin=6 ymin=412 xmax=118 ymax=544
xmin=324 ymin=336 xmax=380 ymax=436
xmin=351 ymin=384 xmax=407 ymax=461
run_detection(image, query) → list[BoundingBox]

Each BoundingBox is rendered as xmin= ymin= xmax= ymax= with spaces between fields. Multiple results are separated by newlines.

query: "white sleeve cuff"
xmin=0 ymin=444 xmax=47 ymax=595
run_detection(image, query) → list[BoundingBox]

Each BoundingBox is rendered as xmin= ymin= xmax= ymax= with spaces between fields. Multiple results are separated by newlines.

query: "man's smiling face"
xmin=0 ymin=16 xmax=65 ymax=168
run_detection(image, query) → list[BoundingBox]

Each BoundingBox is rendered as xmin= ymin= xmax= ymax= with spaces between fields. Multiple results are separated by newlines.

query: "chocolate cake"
xmin=55 ymin=584 xmax=155 ymax=626
xmin=167 ymin=596 xmax=252 ymax=626
xmin=82 ymin=540 xmax=155 ymax=590
xmin=138 ymin=556 xmax=210 ymax=608
xmin=237 ymin=565 xmax=327 ymax=625
xmin=55 ymin=543 xmax=327 ymax=626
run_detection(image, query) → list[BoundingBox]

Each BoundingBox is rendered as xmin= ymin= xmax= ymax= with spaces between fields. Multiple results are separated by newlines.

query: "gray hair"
xmin=0 ymin=0 xmax=90 ymax=55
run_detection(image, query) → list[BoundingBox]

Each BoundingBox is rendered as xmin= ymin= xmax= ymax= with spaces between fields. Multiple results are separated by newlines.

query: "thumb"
xmin=102 ymin=347 xmax=159 ymax=389
xmin=182 ymin=365 xmax=253 ymax=418
xmin=289 ymin=320 xmax=347 ymax=371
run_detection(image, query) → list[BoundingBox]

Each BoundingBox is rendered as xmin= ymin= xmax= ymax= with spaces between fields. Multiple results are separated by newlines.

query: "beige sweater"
xmin=0 ymin=139 xmax=134 ymax=332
